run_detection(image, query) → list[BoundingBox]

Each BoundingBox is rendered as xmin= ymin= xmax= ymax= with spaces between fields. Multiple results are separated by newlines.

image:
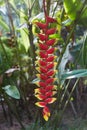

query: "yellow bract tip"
xmin=36 ymin=67 xmax=40 ymax=72
xmin=34 ymin=82 xmax=40 ymax=87
xmin=34 ymin=88 xmax=39 ymax=94
xmin=54 ymin=85 xmax=57 ymax=90
xmin=43 ymin=115 xmax=49 ymax=121
xmin=53 ymin=91 xmax=57 ymax=96
xmin=36 ymin=74 xmax=40 ymax=79
xmin=54 ymin=62 xmax=57 ymax=68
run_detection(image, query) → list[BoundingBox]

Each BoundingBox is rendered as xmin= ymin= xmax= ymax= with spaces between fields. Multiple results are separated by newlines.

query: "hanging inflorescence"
xmin=34 ymin=0 xmax=57 ymax=121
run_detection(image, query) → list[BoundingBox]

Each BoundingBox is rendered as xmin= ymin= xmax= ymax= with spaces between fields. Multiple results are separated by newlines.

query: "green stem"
xmin=58 ymin=78 xmax=79 ymax=127
xmin=59 ymin=79 xmax=71 ymax=108
xmin=46 ymin=0 xmax=51 ymax=16
xmin=5 ymin=0 xmax=15 ymax=35
xmin=0 ymin=38 xmax=11 ymax=67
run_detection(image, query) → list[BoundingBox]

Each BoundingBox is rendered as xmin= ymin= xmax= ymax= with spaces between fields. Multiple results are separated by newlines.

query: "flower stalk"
xmin=34 ymin=0 xmax=57 ymax=121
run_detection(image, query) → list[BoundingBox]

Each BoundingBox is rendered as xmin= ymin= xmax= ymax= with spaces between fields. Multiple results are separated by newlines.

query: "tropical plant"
xmin=0 ymin=0 xmax=87 ymax=129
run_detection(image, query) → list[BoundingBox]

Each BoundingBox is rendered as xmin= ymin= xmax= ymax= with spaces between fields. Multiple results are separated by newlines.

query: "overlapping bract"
xmin=35 ymin=16 xmax=57 ymax=121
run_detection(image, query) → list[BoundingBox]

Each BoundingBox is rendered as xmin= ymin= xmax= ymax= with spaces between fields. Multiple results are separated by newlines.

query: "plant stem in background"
xmin=58 ymin=78 xmax=79 ymax=127
xmin=0 ymin=38 xmax=11 ymax=67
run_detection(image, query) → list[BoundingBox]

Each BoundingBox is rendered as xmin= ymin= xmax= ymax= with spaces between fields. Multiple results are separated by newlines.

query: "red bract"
xmin=46 ymin=39 xmax=56 ymax=46
xmin=45 ymin=98 xmax=56 ymax=104
xmin=46 ymin=56 xmax=55 ymax=62
xmin=39 ymin=81 xmax=46 ymax=88
xmin=40 ymin=67 xmax=48 ymax=73
xmin=46 ymin=78 xmax=55 ymax=84
xmin=42 ymin=106 xmax=50 ymax=121
xmin=45 ymin=91 xmax=53 ymax=97
xmin=39 ymin=51 xmax=48 ymax=58
xmin=37 ymin=74 xmax=47 ymax=80
xmin=35 ymin=102 xmax=46 ymax=107
xmin=47 ymin=28 xmax=56 ymax=35
xmin=45 ymin=85 xmax=54 ymax=91
xmin=47 ymin=70 xmax=55 ymax=77
xmin=39 ymin=60 xmax=47 ymax=66
xmin=35 ymin=22 xmax=47 ymax=29
xmin=46 ymin=16 xmax=57 ymax=23
xmin=47 ymin=63 xmax=54 ymax=69
xmin=35 ymin=94 xmax=46 ymax=100
xmin=39 ymin=43 xmax=48 ymax=50
xmin=47 ymin=47 xmax=55 ymax=54
xmin=34 ymin=0 xmax=57 ymax=121
xmin=38 ymin=34 xmax=48 ymax=41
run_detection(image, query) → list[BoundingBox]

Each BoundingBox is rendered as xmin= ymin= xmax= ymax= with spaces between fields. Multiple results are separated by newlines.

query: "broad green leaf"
xmin=79 ymin=7 xmax=87 ymax=27
xmin=64 ymin=0 xmax=82 ymax=20
xmin=19 ymin=9 xmax=30 ymax=52
xmin=61 ymin=69 xmax=87 ymax=81
xmin=3 ymin=85 xmax=20 ymax=99
xmin=0 ymin=18 xmax=9 ymax=31
xmin=59 ymin=44 xmax=70 ymax=75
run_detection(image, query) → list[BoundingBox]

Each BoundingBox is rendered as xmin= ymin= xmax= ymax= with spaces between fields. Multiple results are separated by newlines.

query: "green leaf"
xmin=61 ymin=69 xmax=87 ymax=81
xmin=19 ymin=8 xmax=30 ymax=52
xmin=64 ymin=0 xmax=82 ymax=20
xmin=0 ymin=0 xmax=5 ymax=6
xmin=49 ymin=34 xmax=63 ymax=41
xmin=0 ymin=18 xmax=9 ymax=31
xmin=3 ymin=85 xmax=20 ymax=99
xmin=79 ymin=7 xmax=87 ymax=27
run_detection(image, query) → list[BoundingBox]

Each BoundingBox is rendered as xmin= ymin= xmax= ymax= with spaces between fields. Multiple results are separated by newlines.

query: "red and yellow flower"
xmin=34 ymin=0 xmax=57 ymax=121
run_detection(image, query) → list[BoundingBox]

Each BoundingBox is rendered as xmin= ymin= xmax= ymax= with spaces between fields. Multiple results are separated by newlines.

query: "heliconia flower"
xmin=47 ymin=28 xmax=56 ymax=35
xmin=34 ymin=0 xmax=58 ymax=121
xmin=35 ymin=22 xmax=47 ymax=29
xmin=46 ymin=39 xmax=56 ymax=46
